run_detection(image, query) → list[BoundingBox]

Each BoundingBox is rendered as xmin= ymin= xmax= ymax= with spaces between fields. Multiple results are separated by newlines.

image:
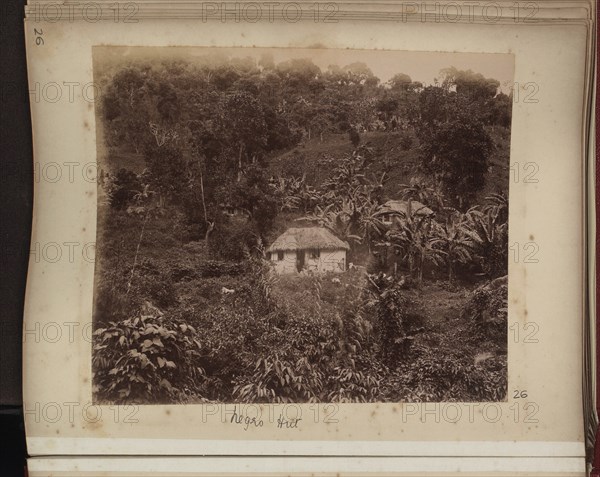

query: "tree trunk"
xmin=199 ymin=173 xmax=207 ymax=220
xmin=199 ymin=172 xmax=209 ymax=227
xmin=204 ymin=221 xmax=215 ymax=241
xmin=126 ymin=213 xmax=149 ymax=296
xmin=237 ymin=143 xmax=244 ymax=182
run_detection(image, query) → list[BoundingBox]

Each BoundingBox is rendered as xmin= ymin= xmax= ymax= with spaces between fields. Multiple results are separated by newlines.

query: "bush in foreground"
xmin=92 ymin=303 xmax=206 ymax=404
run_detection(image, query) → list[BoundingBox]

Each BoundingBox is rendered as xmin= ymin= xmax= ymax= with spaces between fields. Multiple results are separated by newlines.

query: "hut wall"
xmin=270 ymin=249 xmax=347 ymax=274
xmin=270 ymin=250 xmax=297 ymax=274
xmin=319 ymin=249 xmax=346 ymax=273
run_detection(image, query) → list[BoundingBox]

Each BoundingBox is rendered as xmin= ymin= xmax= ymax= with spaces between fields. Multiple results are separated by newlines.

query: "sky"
xmin=266 ymin=48 xmax=514 ymax=89
xmin=95 ymin=46 xmax=515 ymax=91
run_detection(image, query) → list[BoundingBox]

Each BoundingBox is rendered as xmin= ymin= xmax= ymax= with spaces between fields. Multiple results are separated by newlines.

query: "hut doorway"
xmin=296 ymin=251 xmax=305 ymax=272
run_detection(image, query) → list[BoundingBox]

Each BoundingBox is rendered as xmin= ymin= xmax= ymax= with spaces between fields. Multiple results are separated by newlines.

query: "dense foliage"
xmin=93 ymin=55 xmax=511 ymax=404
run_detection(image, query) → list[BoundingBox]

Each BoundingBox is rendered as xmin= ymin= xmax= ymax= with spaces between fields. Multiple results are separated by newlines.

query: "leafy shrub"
xmin=92 ymin=306 xmax=206 ymax=404
xmin=199 ymin=260 xmax=247 ymax=278
xmin=326 ymin=363 xmax=384 ymax=403
xmin=172 ymin=212 xmax=203 ymax=243
xmin=186 ymin=306 xmax=259 ymax=399
xmin=230 ymin=310 xmax=342 ymax=403
xmin=230 ymin=268 xmax=382 ymax=403
xmin=349 ymin=128 xmax=360 ymax=147
xmin=400 ymin=343 xmax=507 ymax=402
xmin=483 ymin=226 xmax=508 ymax=277
xmin=367 ymin=273 xmax=425 ymax=365
xmin=170 ymin=263 xmax=198 ymax=282
xmin=93 ymin=265 xmax=138 ymax=326
xmin=234 ymin=356 xmax=326 ymax=403
xmin=104 ymin=168 xmax=142 ymax=210
xmin=132 ymin=259 xmax=178 ymax=308
xmin=399 ymin=133 xmax=413 ymax=151
xmin=462 ymin=276 xmax=508 ymax=344
xmin=165 ymin=259 xmax=280 ymax=400
xmin=209 ymin=220 xmax=259 ymax=261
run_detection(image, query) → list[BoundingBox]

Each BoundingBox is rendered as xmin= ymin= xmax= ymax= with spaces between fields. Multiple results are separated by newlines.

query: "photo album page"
xmin=22 ymin=2 xmax=596 ymax=475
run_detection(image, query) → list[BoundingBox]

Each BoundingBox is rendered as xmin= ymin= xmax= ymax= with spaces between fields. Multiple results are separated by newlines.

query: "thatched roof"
xmin=377 ymin=200 xmax=434 ymax=217
xmin=267 ymin=227 xmax=350 ymax=253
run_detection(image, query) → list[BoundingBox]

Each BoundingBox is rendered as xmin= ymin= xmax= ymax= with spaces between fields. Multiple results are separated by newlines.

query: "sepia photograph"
xmin=91 ymin=46 xmax=513 ymax=405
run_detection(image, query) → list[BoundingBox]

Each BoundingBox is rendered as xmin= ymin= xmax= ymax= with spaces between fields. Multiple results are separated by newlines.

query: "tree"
xmin=386 ymin=74 xmax=422 ymax=126
xmin=375 ymin=96 xmax=399 ymax=130
xmin=262 ymin=104 xmax=301 ymax=150
xmin=302 ymin=203 xmax=361 ymax=245
xmin=104 ymin=168 xmax=143 ymax=210
xmin=230 ymin=164 xmax=278 ymax=235
xmin=388 ymin=73 xmax=413 ymax=92
xmin=466 ymin=192 xmax=509 ymax=277
xmin=384 ymin=205 xmax=442 ymax=283
xmin=432 ymin=212 xmax=482 ymax=282
xmin=416 ymin=85 xmax=453 ymax=125
xmin=343 ymin=62 xmax=379 ymax=89
xmin=102 ymin=66 xmax=155 ymax=153
xmin=482 ymin=192 xmax=508 ymax=224
xmin=416 ymin=87 xmax=493 ymax=209
xmin=306 ymin=106 xmax=331 ymax=142
xmin=218 ymin=91 xmax=267 ymax=182
xmin=271 ymin=176 xmax=302 ymax=212
xmin=358 ymin=202 xmax=386 ymax=253
xmin=143 ymin=138 xmax=186 ymax=208
xmin=309 ymin=149 xmax=389 ymax=253
xmin=276 ymin=58 xmax=323 ymax=95
xmin=348 ymin=97 xmax=379 ymax=132
xmin=349 ymin=128 xmax=360 ymax=147
xmin=399 ymin=177 xmax=445 ymax=212
xmin=440 ymin=67 xmax=500 ymax=103
xmin=439 ymin=67 xmax=511 ymax=126
xmin=488 ymin=92 xmax=513 ymax=127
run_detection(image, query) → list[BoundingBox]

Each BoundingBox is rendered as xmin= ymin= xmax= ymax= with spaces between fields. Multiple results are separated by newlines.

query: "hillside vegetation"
xmin=92 ymin=54 xmax=510 ymax=404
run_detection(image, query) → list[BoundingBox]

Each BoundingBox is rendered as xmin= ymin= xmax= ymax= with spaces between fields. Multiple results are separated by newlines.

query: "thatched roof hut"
xmin=267 ymin=227 xmax=350 ymax=253
xmin=377 ymin=200 xmax=434 ymax=218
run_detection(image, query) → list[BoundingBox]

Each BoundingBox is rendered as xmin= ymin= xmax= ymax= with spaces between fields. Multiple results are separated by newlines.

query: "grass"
xmin=270 ymin=270 xmax=368 ymax=319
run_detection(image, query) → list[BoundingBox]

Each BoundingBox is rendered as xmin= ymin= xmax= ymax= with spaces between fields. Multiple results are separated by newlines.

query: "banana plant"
xmin=384 ymin=207 xmax=442 ymax=284
xmin=432 ymin=212 xmax=482 ymax=282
